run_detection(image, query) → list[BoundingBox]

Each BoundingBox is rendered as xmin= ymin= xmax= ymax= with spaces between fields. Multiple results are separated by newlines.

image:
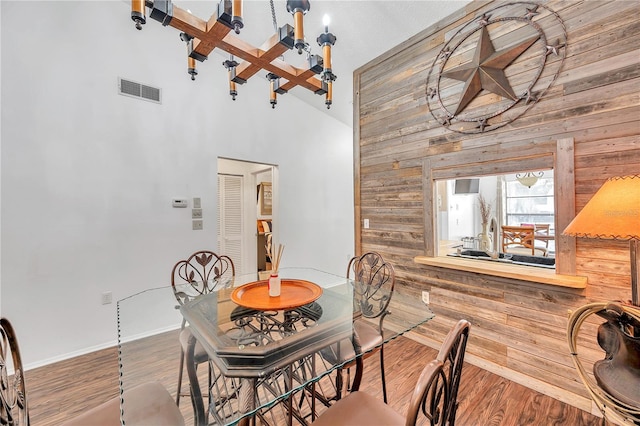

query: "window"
xmin=438 ymin=172 xmax=556 ymax=259
xmin=504 ymin=173 xmax=555 ymax=226
xmin=422 ymin=138 xmax=577 ymax=276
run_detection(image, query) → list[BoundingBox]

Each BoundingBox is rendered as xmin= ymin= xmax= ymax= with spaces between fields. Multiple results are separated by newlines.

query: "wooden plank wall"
xmin=354 ymin=0 xmax=640 ymax=413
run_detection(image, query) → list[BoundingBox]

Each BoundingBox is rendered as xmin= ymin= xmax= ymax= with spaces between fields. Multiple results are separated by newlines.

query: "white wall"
xmin=0 ymin=1 xmax=354 ymax=367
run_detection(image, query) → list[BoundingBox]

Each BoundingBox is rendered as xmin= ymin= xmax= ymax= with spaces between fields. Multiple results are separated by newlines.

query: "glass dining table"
xmin=117 ymin=267 xmax=434 ymax=426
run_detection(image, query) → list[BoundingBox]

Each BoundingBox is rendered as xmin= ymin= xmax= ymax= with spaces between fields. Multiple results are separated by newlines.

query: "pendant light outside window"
xmin=516 ymin=171 xmax=544 ymax=188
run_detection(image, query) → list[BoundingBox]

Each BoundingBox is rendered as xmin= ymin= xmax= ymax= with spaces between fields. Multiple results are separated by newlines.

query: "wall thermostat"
xmin=172 ymin=198 xmax=188 ymax=208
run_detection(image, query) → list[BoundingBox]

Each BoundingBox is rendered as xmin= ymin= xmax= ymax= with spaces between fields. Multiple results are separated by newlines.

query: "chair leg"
xmin=186 ymin=336 xmax=206 ymax=426
xmin=335 ymin=367 xmax=343 ymax=400
xmin=177 ymin=346 xmax=185 ymax=405
xmin=379 ymin=346 xmax=388 ymax=404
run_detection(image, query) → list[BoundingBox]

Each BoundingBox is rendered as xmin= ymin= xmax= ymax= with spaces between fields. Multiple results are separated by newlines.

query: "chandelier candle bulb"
xmin=229 ymin=79 xmax=237 ymax=100
xmin=323 ymin=14 xmax=330 ymax=33
xmin=287 ymin=0 xmax=310 ymax=54
xmin=131 ymin=0 xmax=146 ymax=30
xmin=180 ymin=33 xmax=198 ymax=80
xmin=270 ymin=87 xmax=277 ymax=108
xmin=187 ymin=56 xmax=197 ymax=80
xmin=323 ymin=44 xmax=332 ymax=73
xmin=317 ymin=17 xmax=337 ymax=84
xmin=267 ymin=73 xmax=280 ymax=108
xmin=293 ymin=10 xmax=305 ymax=52
xmin=223 ymin=56 xmax=239 ymax=100
xmin=321 ymin=14 xmax=332 ymax=71
xmin=231 ymin=0 xmax=243 ymax=34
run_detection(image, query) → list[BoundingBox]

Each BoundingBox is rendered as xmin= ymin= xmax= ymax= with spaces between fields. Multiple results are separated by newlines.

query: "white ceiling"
xmin=174 ymin=0 xmax=472 ymax=126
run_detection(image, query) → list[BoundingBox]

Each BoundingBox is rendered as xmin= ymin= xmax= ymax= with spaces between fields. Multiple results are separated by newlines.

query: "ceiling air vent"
xmin=118 ymin=77 xmax=161 ymax=104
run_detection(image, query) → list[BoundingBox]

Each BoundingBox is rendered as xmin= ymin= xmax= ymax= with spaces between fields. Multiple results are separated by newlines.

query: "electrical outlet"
xmin=192 ymin=208 xmax=203 ymax=219
xmin=193 ymin=197 xmax=201 ymax=209
xmin=421 ymin=291 xmax=430 ymax=305
xmin=192 ymin=220 xmax=203 ymax=230
xmin=101 ymin=291 xmax=112 ymax=305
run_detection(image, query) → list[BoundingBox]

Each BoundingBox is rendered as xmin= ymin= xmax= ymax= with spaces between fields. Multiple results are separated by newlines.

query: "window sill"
xmin=413 ymin=255 xmax=587 ymax=289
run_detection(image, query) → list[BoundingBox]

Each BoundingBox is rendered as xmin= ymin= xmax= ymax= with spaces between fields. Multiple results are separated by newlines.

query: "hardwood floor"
xmin=24 ymin=332 xmax=603 ymax=425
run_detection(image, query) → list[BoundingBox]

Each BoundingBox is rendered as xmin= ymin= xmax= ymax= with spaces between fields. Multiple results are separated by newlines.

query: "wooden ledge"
xmin=414 ymin=255 xmax=587 ymax=289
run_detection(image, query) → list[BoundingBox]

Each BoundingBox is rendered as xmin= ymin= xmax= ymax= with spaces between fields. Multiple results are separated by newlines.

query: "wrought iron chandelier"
xmin=130 ymin=0 xmax=337 ymax=108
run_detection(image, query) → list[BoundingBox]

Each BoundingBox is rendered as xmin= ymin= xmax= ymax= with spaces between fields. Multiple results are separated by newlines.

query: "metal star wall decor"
xmin=425 ymin=2 xmax=567 ymax=134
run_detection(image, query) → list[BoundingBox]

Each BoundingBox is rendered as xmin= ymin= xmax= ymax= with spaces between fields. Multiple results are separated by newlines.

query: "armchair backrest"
xmin=171 ymin=250 xmax=235 ymax=305
xmin=0 ymin=318 xmax=29 ymax=426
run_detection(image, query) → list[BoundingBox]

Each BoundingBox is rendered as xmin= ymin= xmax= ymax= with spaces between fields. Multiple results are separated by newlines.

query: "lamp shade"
xmin=563 ymin=175 xmax=640 ymax=240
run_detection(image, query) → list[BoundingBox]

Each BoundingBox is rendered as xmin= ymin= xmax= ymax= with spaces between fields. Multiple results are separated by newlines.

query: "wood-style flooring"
xmin=25 ymin=331 xmax=604 ymax=425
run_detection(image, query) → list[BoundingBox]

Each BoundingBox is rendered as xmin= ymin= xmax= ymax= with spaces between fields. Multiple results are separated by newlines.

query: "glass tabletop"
xmin=117 ymin=267 xmax=434 ymax=425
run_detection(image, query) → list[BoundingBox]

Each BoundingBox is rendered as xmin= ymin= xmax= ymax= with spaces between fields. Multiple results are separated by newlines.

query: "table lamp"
xmin=563 ymin=175 xmax=640 ymax=306
xmin=563 ymin=175 xmax=640 ymax=422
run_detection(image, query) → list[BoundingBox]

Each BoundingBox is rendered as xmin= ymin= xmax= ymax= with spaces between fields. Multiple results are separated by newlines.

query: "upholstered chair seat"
xmin=312 ymin=391 xmax=404 ymax=426
xmin=179 ymin=327 xmax=209 ymax=363
xmin=61 ymin=382 xmax=185 ymax=426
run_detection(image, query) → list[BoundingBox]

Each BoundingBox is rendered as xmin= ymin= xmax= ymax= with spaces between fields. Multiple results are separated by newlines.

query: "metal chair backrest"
xmin=0 ymin=318 xmax=30 ymax=426
xmin=347 ymin=252 xmax=396 ymax=320
xmin=405 ymin=319 xmax=471 ymax=426
xmin=171 ymin=250 xmax=235 ymax=305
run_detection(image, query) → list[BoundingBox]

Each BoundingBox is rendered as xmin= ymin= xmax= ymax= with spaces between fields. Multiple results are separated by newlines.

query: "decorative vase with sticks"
xmin=268 ymin=243 xmax=284 ymax=297
xmin=478 ymin=194 xmax=493 ymax=251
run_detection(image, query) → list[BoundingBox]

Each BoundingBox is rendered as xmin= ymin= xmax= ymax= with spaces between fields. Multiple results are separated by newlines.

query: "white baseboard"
xmin=404 ymin=331 xmax=602 ymax=418
xmin=24 ymin=340 xmax=118 ymax=372
xmin=24 ymin=324 xmax=181 ymax=372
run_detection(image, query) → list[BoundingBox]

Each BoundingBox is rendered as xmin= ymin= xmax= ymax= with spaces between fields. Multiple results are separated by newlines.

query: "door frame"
xmin=217 ymin=157 xmax=277 ymax=275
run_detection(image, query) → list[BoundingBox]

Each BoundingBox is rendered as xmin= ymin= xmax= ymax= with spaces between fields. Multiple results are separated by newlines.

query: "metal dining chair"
xmin=0 ymin=317 xmax=185 ymax=426
xmin=171 ymin=250 xmax=235 ymax=407
xmin=320 ymin=251 xmax=396 ymax=403
xmin=312 ymin=319 xmax=471 ymax=426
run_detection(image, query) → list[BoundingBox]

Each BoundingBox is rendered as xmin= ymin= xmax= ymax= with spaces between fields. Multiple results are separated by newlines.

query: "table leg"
xmin=237 ymin=378 xmax=255 ymax=426
xmin=287 ymin=365 xmax=293 ymax=426
xmin=311 ymin=355 xmax=316 ymax=421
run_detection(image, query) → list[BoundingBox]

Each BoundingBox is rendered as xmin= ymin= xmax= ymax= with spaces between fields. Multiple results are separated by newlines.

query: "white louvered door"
xmin=218 ymin=174 xmax=243 ymax=274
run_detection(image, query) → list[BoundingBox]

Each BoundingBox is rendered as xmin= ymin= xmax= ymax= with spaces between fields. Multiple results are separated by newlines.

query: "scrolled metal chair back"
xmin=348 ymin=252 xmax=396 ymax=320
xmin=406 ymin=319 xmax=471 ymax=426
xmin=0 ymin=318 xmax=29 ymax=426
xmin=171 ymin=250 xmax=235 ymax=305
